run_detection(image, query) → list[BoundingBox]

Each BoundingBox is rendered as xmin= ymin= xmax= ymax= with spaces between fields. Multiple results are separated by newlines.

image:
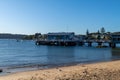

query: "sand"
xmin=0 ymin=60 xmax=120 ymax=80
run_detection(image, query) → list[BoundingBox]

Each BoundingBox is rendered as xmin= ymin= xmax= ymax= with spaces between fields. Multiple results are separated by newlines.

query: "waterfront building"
xmin=46 ymin=32 xmax=75 ymax=41
xmin=110 ymin=32 xmax=120 ymax=48
xmin=112 ymin=33 xmax=120 ymax=43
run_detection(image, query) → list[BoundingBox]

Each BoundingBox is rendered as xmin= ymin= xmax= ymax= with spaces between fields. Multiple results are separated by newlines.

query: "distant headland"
xmin=0 ymin=33 xmax=27 ymax=39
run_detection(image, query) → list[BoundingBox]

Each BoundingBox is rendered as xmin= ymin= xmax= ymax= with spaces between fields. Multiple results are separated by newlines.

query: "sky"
xmin=0 ymin=0 xmax=120 ymax=35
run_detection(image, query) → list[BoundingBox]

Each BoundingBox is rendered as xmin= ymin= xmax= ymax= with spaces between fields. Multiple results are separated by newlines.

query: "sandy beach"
xmin=0 ymin=60 xmax=120 ymax=80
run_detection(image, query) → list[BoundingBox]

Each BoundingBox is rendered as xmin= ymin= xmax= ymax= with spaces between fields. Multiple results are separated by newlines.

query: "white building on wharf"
xmin=46 ymin=32 xmax=75 ymax=41
xmin=111 ymin=32 xmax=120 ymax=48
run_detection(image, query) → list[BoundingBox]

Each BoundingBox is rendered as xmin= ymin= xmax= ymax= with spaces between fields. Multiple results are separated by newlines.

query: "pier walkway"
xmin=35 ymin=40 xmax=117 ymax=47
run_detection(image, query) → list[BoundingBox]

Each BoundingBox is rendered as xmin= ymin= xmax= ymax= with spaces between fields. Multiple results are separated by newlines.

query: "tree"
xmin=97 ymin=30 xmax=100 ymax=34
xmin=86 ymin=29 xmax=89 ymax=36
xmin=35 ymin=33 xmax=41 ymax=39
xmin=23 ymin=35 xmax=34 ymax=40
xmin=101 ymin=27 xmax=105 ymax=34
xmin=97 ymin=34 xmax=101 ymax=40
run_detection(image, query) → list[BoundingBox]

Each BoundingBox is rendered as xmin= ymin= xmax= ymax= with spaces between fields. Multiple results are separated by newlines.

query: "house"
xmin=88 ymin=32 xmax=111 ymax=40
xmin=75 ymin=35 xmax=86 ymax=41
xmin=111 ymin=32 xmax=120 ymax=43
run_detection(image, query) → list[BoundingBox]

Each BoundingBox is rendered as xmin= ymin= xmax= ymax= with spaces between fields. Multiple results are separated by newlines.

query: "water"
xmin=0 ymin=39 xmax=119 ymax=74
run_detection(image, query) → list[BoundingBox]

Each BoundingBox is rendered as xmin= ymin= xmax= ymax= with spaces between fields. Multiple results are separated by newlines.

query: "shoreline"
xmin=0 ymin=59 xmax=111 ymax=76
xmin=0 ymin=60 xmax=120 ymax=80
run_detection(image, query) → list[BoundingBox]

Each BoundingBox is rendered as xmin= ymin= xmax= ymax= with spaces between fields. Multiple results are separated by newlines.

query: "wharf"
xmin=35 ymin=32 xmax=120 ymax=48
xmin=35 ymin=40 xmax=77 ymax=46
xmin=35 ymin=40 xmax=116 ymax=47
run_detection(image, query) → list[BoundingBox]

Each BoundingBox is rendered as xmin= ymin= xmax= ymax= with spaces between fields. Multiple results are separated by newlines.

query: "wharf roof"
xmin=47 ymin=32 xmax=75 ymax=35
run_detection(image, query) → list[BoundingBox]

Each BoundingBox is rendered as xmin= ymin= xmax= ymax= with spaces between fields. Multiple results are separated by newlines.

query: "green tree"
xmin=97 ymin=30 xmax=100 ymax=34
xmin=86 ymin=29 xmax=89 ymax=36
xmin=23 ymin=35 xmax=34 ymax=40
xmin=35 ymin=33 xmax=41 ymax=39
xmin=101 ymin=27 xmax=105 ymax=34
xmin=97 ymin=35 xmax=101 ymax=40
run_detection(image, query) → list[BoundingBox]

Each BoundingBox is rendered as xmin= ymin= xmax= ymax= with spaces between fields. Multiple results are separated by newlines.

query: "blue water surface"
xmin=0 ymin=39 xmax=113 ymax=68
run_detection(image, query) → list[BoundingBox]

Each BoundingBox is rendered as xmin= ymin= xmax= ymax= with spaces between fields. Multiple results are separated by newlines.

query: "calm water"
xmin=0 ymin=39 xmax=113 ymax=69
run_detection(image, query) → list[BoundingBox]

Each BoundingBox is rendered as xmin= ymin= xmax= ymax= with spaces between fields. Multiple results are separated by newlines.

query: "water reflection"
xmin=75 ymin=47 xmax=112 ymax=62
xmin=112 ymin=48 xmax=120 ymax=60
xmin=46 ymin=46 xmax=112 ymax=65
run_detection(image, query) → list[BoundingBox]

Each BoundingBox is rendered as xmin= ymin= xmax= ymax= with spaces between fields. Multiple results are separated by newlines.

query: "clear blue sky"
xmin=0 ymin=0 xmax=120 ymax=34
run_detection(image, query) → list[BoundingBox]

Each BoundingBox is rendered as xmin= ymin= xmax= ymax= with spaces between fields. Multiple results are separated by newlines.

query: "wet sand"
xmin=0 ymin=60 xmax=120 ymax=80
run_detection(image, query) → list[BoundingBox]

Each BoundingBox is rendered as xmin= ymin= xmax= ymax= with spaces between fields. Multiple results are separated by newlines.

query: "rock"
xmin=0 ymin=69 xmax=3 ymax=72
xmin=59 ymin=69 xmax=62 ymax=71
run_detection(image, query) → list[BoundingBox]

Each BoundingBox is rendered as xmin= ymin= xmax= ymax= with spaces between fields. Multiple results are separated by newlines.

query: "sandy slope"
xmin=0 ymin=60 xmax=120 ymax=80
